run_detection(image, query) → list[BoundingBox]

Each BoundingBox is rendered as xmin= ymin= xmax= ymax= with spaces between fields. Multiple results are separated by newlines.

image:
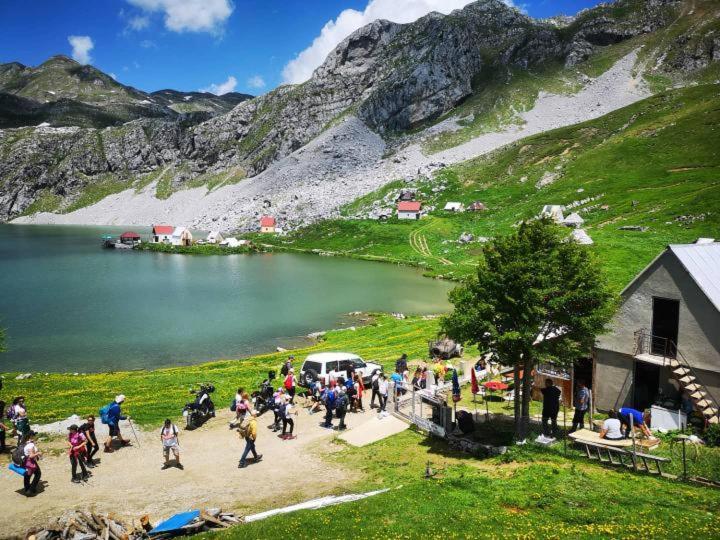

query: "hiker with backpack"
xmin=322 ymin=386 xmax=337 ymax=429
xmin=283 ymin=368 xmax=298 ymax=404
xmin=160 ymin=419 xmax=183 ymax=470
xmin=270 ymin=388 xmax=286 ymax=432
xmin=280 ymin=356 xmax=294 ymax=377
xmin=67 ymin=424 xmax=90 ymax=484
xmin=280 ymin=395 xmax=297 ymax=440
xmin=336 ymin=387 xmax=349 ymax=431
xmin=101 ymin=395 xmax=131 ymax=452
xmin=308 ymin=379 xmax=324 ymax=415
xmin=396 ymin=354 xmax=408 ymax=374
xmin=370 ymin=370 xmax=381 ymax=409
xmin=9 ymin=396 xmax=30 ymax=443
xmin=352 ymin=374 xmax=365 ymax=412
xmin=238 ymin=414 xmax=262 ymax=468
xmin=20 ymin=430 xmax=42 ymax=496
xmin=79 ymin=415 xmax=99 ymax=466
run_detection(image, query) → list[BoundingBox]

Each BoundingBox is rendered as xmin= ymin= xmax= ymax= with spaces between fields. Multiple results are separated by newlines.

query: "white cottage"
xmin=206 ymin=231 xmax=225 ymax=244
xmin=563 ymin=212 xmax=585 ymax=228
xmin=540 ymin=205 xmax=565 ymax=223
xmin=444 ymin=202 xmax=465 ymax=212
xmin=151 ymin=225 xmax=174 ymax=244
xmin=171 ymin=227 xmax=193 ymax=247
xmin=397 ymin=201 xmax=421 ymax=220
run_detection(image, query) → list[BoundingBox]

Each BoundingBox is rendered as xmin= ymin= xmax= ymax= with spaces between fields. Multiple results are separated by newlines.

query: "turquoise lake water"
xmin=0 ymin=225 xmax=452 ymax=373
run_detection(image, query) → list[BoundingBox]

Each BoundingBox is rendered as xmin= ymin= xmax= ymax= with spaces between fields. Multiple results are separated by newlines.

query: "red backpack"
xmin=284 ymin=374 xmax=294 ymax=390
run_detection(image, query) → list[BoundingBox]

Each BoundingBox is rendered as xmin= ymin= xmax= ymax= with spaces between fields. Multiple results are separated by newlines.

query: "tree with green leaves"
xmin=442 ymin=219 xmax=615 ymax=440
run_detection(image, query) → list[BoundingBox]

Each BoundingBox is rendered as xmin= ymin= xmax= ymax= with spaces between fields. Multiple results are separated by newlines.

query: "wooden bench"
xmin=578 ymin=440 xmax=671 ymax=476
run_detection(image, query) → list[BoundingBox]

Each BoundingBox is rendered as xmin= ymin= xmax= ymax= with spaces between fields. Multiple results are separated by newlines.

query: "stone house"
xmin=593 ymin=241 xmax=720 ymax=425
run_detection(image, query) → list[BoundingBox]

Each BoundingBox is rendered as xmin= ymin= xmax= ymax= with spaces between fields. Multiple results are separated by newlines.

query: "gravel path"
xmin=1 ymin=404 xmax=374 ymax=537
xmin=15 ymin=51 xmax=650 ymax=232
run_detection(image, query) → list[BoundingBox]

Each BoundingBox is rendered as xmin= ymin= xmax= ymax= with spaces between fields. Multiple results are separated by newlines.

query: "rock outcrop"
xmin=0 ymin=0 xmax=715 ymax=223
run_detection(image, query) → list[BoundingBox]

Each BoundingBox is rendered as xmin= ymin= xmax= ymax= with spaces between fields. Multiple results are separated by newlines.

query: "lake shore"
xmin=0 ymin=313 xmax=449 ymax=426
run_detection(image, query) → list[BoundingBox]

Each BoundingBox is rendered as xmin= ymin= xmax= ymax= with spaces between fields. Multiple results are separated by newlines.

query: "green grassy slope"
xmin=207 ymin=429 xmax=720 ymax=540
xmin=263 ymin=83 xmax=720 ymax=292
xmin=0 ymin=314 xmax=458 ymax=426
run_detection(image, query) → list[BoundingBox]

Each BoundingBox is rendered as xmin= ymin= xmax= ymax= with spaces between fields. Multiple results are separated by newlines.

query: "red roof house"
xmin=152 ymin=225 xmax=174 ymax=235
xmin=260 ymin=216 xmax=277 ymax=233
xmin=397 ymin=201 xmax=421 ymax=212
xmin=151 ymin=224 xmax=174 ymax=243
xmin=397 ymin=201 xmax=422 ymax=220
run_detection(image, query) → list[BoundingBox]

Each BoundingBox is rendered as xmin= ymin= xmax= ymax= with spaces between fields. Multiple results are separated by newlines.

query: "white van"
xmin=299 ymin=352 xmax=382 ymax=387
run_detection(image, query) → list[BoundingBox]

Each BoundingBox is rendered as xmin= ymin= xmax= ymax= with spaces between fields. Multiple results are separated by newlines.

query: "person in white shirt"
xmin=378 ymin=374 xmax=389 ymax=412
xmin=160 ymin=419 xmax=183 ymax=470
xmin=600 ymin=410 xmax=624 ymax=441
xmin=22 ymin=430 xmax=42 ymax=496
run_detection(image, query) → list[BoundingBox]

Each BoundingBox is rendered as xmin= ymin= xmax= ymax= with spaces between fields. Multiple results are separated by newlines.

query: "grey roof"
xmin=669 ymin=243 xmax=720 ymax=312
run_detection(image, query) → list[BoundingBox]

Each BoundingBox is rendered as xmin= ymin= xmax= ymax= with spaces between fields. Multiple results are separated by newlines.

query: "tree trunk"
xmin=519 ymin=357 xmax=535 ymax=440
xmin=513 ymin=364 xmax=521 ymax=439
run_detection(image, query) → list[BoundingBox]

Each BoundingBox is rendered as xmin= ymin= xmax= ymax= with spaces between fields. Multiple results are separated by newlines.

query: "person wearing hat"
xmin=104 ymin=395 xmax=130 ymax=452
xmin=23 ymin=431 xmax=42 ymax=496
xmin=67 ymin=424 xmax=90 ymax=483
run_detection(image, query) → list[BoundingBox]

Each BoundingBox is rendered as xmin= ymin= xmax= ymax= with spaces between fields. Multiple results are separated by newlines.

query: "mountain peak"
xmin=40 ymin=55 xmax=79 ymax=67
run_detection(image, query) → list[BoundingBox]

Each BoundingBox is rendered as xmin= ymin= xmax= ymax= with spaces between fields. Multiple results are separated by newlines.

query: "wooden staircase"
xmin=634 ymin=329 xmax=719 ymax=425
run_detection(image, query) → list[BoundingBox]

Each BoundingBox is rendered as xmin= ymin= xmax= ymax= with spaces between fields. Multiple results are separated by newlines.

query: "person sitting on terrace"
xmin=599 ymin=409 xmax=624 ymax=441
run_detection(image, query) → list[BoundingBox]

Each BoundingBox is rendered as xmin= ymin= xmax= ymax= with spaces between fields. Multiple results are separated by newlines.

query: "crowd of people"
xmin=3 ymin=394 xmax=139 ymax=496
xmin=539 ymin=377 xmax=657 ymax=441
xmin=2 ymin=352 xmax=459 ymax=497
xmin=7 ymin=353 xmax=664 ymax=499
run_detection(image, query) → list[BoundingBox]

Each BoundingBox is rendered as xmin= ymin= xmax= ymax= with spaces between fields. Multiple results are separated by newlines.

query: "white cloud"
xmin=140 ymin=39 xmax=157 ymax=48
xmin=68 ymin=35 xmax=94 ymax=65
xmin=201 ymin=75 xmax=237 ymax=95
xmin=109 ymin=72 xmax=118 ymax=80
xmin=128 ymin=15 xmax=150 ymax=30
xmin=246 ymin=75 xmax=266 ymax=90
xmin=282 ymin=0 xmax=516 ymax=84
xmin=126 ymin=0 xmax=233 ymax=34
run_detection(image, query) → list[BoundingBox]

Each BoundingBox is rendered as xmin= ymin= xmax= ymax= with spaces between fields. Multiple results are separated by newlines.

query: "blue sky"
xmin=0 ymin=0 xmax=601 ymax=95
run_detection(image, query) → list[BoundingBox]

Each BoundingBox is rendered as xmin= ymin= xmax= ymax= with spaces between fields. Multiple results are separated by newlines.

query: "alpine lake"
xmin=0 ymin=225 xmax=453 ymax=373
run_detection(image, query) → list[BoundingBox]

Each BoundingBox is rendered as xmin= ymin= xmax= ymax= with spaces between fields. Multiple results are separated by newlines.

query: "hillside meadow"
xmin=261 ymin=84 xmax=720 ymax=292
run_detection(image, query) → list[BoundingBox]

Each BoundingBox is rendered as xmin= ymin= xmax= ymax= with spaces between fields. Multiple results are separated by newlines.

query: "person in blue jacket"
xmin=618 ymin=407 xmax=655 ymax=439
xmin=104 ymin=395 xmax=131 ymax=452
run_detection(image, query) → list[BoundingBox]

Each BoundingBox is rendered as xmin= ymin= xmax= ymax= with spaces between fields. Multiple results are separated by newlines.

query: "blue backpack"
xmin=325 ymin=390 xmax=336 ymax=410
xmin=99 ymin=402 xmax=113 ymax=425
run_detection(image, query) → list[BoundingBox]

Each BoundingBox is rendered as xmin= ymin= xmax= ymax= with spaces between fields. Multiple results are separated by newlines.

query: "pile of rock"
xmin=447 ymin=434 xmax=507 ymax=458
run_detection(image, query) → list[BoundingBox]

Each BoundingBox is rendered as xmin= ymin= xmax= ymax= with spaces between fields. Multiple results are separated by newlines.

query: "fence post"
xmin=563 ymin=403 xmax=567 ymax=457
xmin=630 ymin=414 xmax=637 ymax=471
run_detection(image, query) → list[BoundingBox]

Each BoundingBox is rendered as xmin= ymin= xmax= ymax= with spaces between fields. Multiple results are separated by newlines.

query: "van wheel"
xmin=304 ymin=369 xmax=318 ymax=386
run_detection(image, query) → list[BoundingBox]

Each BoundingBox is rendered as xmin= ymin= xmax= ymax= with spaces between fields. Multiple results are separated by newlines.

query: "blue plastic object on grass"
xmin=149 ymin=510 xmax=201 ymax=536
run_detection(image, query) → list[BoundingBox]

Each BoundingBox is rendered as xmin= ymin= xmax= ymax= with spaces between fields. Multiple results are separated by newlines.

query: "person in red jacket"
xmin=67 ymin=424 xmax=90 ymax=483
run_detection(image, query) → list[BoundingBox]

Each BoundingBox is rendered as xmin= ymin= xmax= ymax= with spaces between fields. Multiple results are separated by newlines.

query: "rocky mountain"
xmin=0 ymin=56 xmax=252 ymax=128
xmin=149 ymin=89 xmax=252 ymax=116
xmin=1 ymin=0 xmax=718 ymax=224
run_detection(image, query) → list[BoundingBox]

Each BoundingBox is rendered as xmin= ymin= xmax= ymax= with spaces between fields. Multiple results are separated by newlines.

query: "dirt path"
xmin=409 ymin=225 xmax=453 ymax=266
xmin=0 ymin=401 xmax=381 ymax=538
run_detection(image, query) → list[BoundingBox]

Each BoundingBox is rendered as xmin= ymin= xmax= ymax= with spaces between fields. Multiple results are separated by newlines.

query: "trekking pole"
xmin=128 ymin=418 xmax=141 ymax=447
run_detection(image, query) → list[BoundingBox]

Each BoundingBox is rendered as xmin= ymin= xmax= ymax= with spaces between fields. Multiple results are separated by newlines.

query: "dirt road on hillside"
xmin=0 ymin=402 xmax=378 ymax=538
